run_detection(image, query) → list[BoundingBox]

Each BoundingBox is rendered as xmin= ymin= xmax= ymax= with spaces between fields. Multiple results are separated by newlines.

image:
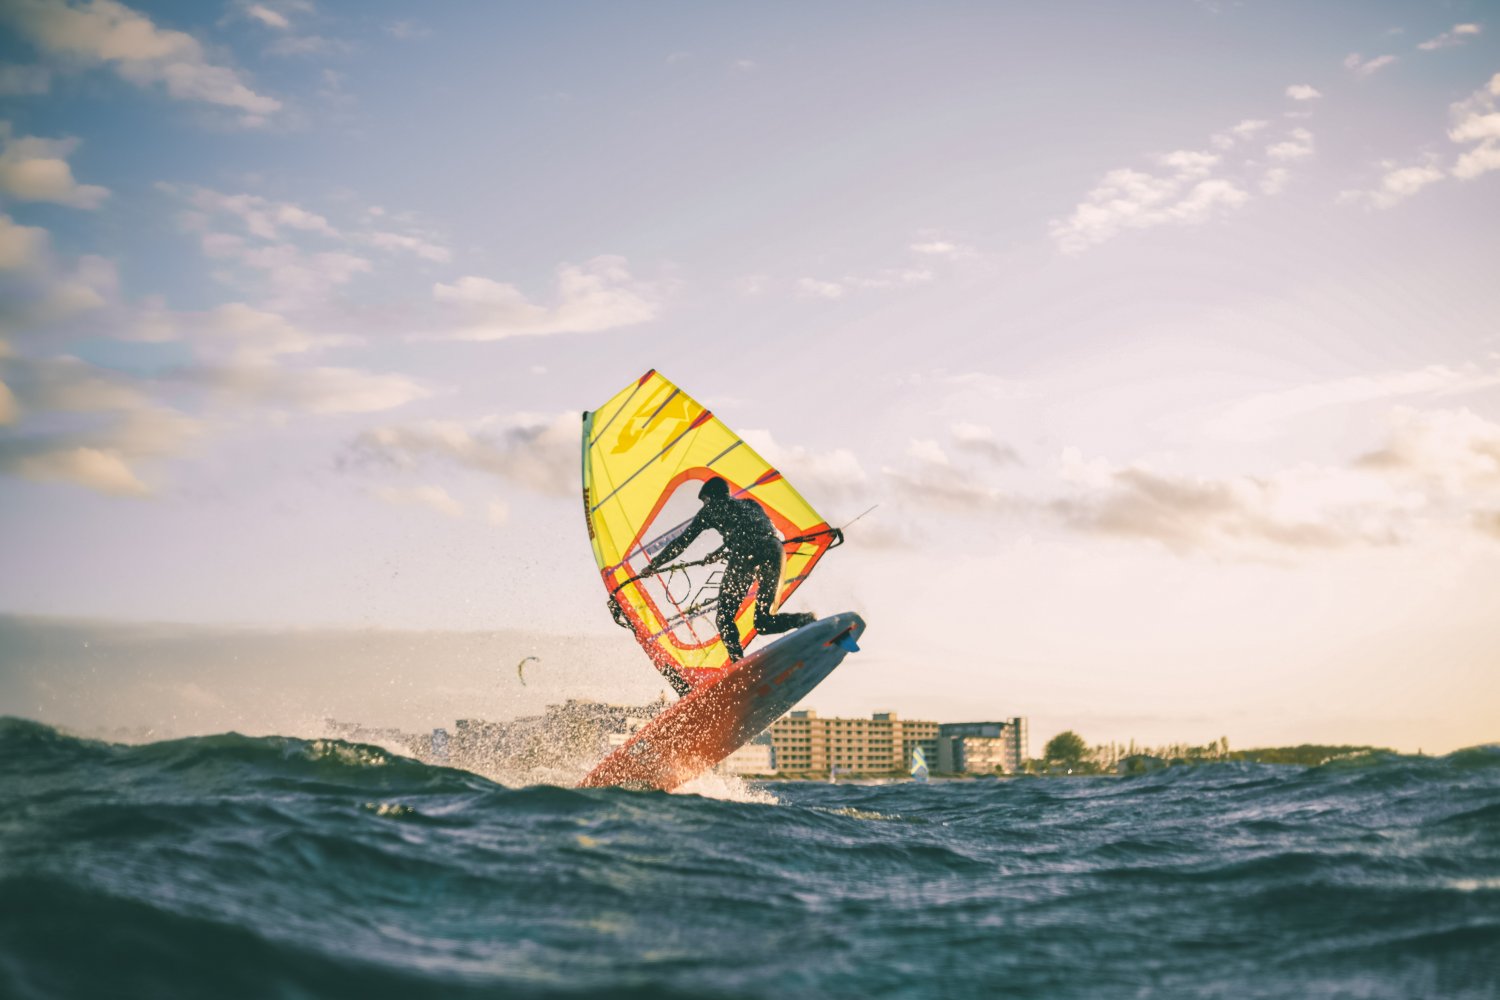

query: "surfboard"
xmin=578 ymin=612 xmax=864 ymax=791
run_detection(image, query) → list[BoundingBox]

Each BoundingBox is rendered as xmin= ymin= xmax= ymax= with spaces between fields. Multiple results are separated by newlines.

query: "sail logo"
xmin=611 ymin=390 xmax=697 ymax=457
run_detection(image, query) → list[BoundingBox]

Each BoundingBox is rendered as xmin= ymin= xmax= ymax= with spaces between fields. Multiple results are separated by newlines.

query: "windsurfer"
xmin=643 ymin=476 xmax=820 ymax=660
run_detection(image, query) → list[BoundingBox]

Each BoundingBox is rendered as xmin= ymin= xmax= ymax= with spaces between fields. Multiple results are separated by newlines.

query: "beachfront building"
xmin=937 ymin=719 xmax=1029 ymax=775
xmin=770 ymin=711 xmax=941 ymax=778
xmin=769 ymin=712 xmax=1029 ymax=778
xmin=719 ymin=733 xmax=776 ymax=775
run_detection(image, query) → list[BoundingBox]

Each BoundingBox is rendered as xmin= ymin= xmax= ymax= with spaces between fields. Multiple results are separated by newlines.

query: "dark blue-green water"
xmin=2 ymin=717 xmax=1498 ymax=999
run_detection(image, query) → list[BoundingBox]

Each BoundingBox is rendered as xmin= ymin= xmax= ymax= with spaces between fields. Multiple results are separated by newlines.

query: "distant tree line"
xmin=1027 ymin=731 xmax=1393 ymax=774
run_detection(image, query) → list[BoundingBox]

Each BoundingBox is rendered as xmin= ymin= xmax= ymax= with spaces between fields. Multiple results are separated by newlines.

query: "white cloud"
xmin=0 ymin=218 xmax=119 ymax=329
xmin=1050 ymin=143 xmax=1255 ymax=253
xmin=432 ymin=257 xmax=659 ymax=340
xmin=3 ymin=0 xmax=281 ymax=123
xmin=1357 ymin=407 xmax=1500 ymax=496
xmin=487 ymin=499 xmax=509 ymax=525
xmin=373 ymin=484 xmax=463 ymax=519
xmin=795 ymin=277 xmax=845 ymax=300
xmin=243 ymin=4 xmax=289 ymax=30
xmin=349 ymin=412 xmax=581 ymax=496
xmin=845 ymin=268 xmax=933 ymax=290
xmin=1418 ymin=23 xmax=1481 ymax=51
xmin=1206 ymin=363 xmax=1500 ymax=442
xmin=1285 ymin=84 xmax=1322 ymax=101
xmin=176 ymin=364 xmax=429 ymax=415
xmin=234 ymin=244 xmax=372 ymax=306
xmin=164 ymin=183 xmax=448 ymax=304
xmin=0 ymin=125 xmax=110 ymax=208
xmin=1449 ymin=109 xmax=1500 ymax=144
xmin=1473 ymin=509 xmax=1500 ymax=539
xmin=1450 ymin=72 xmax=1500 ymax=180
xmin=799 ymin=266 xmax=934 ymax=298
xmin=11 ymin=446 xmax=149 ymax=495
xmin=183 ymin=302 xmax=354 ymax=364
xmin=1338 ymin=161 xmax=1445 ymax=209
xmin=1265 ymin=127 xmax=1314 ymax=161
xmin=0 ymin=213 xmax=49 ymax=271
xmin=792 ymin=233 xmax=982 ymax=300
xmin=199 ymin=232 xmax=246 ymax=258
xmin=871 ymin=399 xmax=1500 ymax=557
xmin=909 ymin=240 xmax=967 ymax=257
xmin=735 ymin=428 xmax=870 ymax=509
xmin=5 ymin=354 xmax=153 ymax=413
xmin=1344 ymin=52 xmax=1398 ymax=76
xmin=175 ymin=186 xmax=338 ymax=240
xmin=950 ymin=421 xmax=1022 ymax=466
xmin=363 ymin=230 xmax=450 ymax=262
xmin=1335 ymin=72 xmax=1500 ymax=202
xmin=1173 ymin=178 xmax=1250 ymax=219
xmin=1211 ymin=119 xmax=1269 ymax=149
xmin=0 ymin=354 xmax=202 ymax=495
xmin=1046 ymin=456 xmax=1412 ymax=556
xmin=907 ymin=233 xmax=986 ymax=268
xmin=0 ymin=218 xmax=424 ymax=499
xmin=906 ymin=438 xmax=950 ymax=467
xmin=882 ymin=463 xmax=1018 ymax=517
xmin=875 ymin=428 xmax=1022 ymax=525
xmin=1260 ymin=167 xmax=1291 ymax=195
xmin=1453 ymin=143 xmax=1500 ymax=180
xmin=1160 ymin=150 xmax=1219 ymax=178
xmin=1012 ymin=405 xmax=1500 ymax=556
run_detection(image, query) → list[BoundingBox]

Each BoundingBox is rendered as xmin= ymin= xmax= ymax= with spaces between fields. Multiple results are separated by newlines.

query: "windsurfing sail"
xmin=581 ymin=370 xmax=840 ymax=695
xmin=910 ymin=747 xmax=929 ymax=782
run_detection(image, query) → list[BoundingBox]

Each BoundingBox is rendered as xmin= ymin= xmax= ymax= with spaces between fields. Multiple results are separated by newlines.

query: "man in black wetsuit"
xmin=642 ymin=476 xmax=817 ymax=661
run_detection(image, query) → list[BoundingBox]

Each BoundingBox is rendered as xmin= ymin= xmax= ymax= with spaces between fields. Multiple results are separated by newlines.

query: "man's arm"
xmin=643 ymin=514 xmax=705 ymax=573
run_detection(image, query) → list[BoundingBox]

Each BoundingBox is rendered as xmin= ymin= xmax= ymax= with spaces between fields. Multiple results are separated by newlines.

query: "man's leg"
xmin=751 ymin=550 xmax=816 ymax=636
xmin=716 ymin=558 xmax=752 ymax=660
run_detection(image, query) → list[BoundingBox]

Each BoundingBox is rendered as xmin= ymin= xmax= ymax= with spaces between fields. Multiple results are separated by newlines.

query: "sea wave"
xmin=2 ymin=718 xmax=1497 ymax=999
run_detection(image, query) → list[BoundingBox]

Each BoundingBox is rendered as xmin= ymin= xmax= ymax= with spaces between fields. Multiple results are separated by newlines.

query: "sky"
xmin=1 ymin=0 xmax=1498 ymax=755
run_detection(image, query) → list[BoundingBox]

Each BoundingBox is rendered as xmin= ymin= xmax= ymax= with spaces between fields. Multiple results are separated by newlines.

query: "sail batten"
xmin=586 ymin=376 xmax=647 ymax=448
xmin=582 ymin=371 xmax=835 ymax=691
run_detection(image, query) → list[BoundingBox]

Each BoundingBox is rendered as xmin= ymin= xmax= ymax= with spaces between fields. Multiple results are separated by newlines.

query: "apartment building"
xmin=770 ymin=711 xmax=1029 ymax=777
xmin=720 ymin=733 xmax=776 ymax=775
xmin=937 ymin=718 xmax=1029 ymax=775
xmin=771 ymin=711 xmax=941 ymax=777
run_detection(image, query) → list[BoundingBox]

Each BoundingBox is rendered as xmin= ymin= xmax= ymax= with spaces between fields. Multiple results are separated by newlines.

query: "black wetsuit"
xmin=647 ymin=495 xmax=814 ymax=660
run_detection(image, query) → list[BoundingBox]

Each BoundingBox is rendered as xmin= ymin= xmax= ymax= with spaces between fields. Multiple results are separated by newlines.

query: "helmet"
xmin=698 ymin=476 xmax=730 ymax=501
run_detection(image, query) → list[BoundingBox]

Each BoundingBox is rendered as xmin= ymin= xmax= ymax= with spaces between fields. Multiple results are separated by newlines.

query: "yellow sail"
xmin=581 ymin=370 xmax=837 ymax=693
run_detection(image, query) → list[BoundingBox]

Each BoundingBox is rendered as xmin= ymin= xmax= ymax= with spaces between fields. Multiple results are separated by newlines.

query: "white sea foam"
xmin=674 ymin=770 xmax=780 ymax=805
xmin=1446 ymin=877 xmax=1500 ymax=892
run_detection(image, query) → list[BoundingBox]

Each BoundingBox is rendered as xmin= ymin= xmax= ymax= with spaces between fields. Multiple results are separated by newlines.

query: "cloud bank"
xmin=432 ymin=257 xmax=658 ymax=340
xmin=3 ymin=0 xmax=281 ymax=125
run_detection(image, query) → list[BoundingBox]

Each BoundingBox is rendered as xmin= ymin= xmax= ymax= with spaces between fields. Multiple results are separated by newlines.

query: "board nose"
xmin=820 ymin=611 xmax=866 ymax=651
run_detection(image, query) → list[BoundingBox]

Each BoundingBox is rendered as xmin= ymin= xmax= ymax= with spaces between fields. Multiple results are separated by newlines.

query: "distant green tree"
xmin=1228 ymin=744 xmax=1388 ymax=766
xmin=1044 ymin=730 xmax=1089 ymax=769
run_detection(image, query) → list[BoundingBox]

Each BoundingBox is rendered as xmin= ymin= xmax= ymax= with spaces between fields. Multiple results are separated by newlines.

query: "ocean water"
xmin=2 ymin=718 xmax=1497 ymax=999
